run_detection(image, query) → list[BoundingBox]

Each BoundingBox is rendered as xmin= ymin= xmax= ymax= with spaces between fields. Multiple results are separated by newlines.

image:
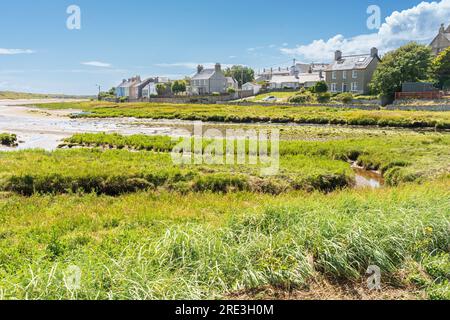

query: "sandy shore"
xmin=0 ymin=98 xmax=87 ymax=106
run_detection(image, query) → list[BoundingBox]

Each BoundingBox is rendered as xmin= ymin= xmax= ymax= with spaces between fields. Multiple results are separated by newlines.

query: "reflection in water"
xmin=352 ymin=166 xmax=384 ymax=189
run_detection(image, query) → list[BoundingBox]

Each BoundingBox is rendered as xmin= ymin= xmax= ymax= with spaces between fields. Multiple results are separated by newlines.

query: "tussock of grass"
xmin=32 ymin=101 xmax=450 ymax=129
xmin=0 ymin=133 xmax=18 ymax=147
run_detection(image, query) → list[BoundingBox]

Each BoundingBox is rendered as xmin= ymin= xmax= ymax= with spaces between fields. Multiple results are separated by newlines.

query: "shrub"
xmin=288 ymin=91 xmax=315 ymax=104
xmin=316 ymin=92 xmax=332 ymax=103
xmin=227 ymin=87 xmax=236 ymax=94
xmin=312 ymin=81 xmax=328 ymax=93
xmin=0 ymin=133 xmax=18 ymax=146
xmin=335 ymin=93 xmax=354 ymax=104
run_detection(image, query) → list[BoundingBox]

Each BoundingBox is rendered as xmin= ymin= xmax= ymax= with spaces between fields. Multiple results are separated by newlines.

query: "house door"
xmin=342 ymin=83 xmax=348 ymax=92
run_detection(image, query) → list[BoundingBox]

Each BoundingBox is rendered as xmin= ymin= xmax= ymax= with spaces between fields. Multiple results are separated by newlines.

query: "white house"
xmin=297 ymin=72 xmax=324 ymax=88
xmin=141 ymin=77 xmax=170 ymax=98
xmin=226 ymin=77 xmax=239 ymax=90
xmin=242 ymin=82 xmax=262 ymax=95
xmin=268 ymin=75 xmax=300 ymax=89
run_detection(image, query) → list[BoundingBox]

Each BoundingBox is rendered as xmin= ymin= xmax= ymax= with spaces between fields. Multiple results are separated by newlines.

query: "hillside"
xmin=0 ymin=91 xmax=93 ymax=100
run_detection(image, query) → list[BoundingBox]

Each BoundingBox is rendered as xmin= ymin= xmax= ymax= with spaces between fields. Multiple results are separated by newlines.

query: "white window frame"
xmin=342 ymin=71 xmax=347 ymax=80
xmin=351 ymin=82 xmax=358 ymax=92
xmin=331 ymin=83 xmax=337 ymax=92
xmin=352 ymin=70 xmax=358 ymax=79
xmin=332 ymin=71 xmax=337 ymax=80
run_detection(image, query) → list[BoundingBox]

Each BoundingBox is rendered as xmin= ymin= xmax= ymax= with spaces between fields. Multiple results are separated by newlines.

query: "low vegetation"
xmin=0 ymin=133 xmax=18 ymax=147
xmin=0 ymin=180 xmax=448 ymax=299
xmin=0 ymin=149 xmax=352 ymax=196
xmin=0 ymin=121 xmax=448 ymax=300
xmin=61 ymin=132 xmax=450 ymax=186
xmin=31 ymin=101 xmax=450 ymax=129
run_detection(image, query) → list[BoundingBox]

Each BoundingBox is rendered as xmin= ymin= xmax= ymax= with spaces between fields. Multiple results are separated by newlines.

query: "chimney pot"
xmin=371 ymin=47 xmax=378 ymax=58
xmin=215 ymin=63 xmax=221 ymax=72
xmin=197 ymin=65 xmax=204 ymax=74
xmin=335 ymin=50 xmax=342 ymax=61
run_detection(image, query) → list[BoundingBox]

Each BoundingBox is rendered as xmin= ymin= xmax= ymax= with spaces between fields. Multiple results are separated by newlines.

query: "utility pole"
xmin=96 ymin=84 xmax=101 ymax=100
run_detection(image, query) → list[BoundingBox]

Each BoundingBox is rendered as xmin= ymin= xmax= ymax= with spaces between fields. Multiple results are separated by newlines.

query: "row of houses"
xmin=116 ymin=23 xmax=449 ymax=100
xmin=253 ymin=23 xmax=449 ymax=95
xmin=252 ymin=47 xmax=380 ymax=95
xmin=116 ymin=76 xmax=170 ymax=100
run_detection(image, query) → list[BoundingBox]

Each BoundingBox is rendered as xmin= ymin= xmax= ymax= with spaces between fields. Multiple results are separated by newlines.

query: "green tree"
xmin=171 ymin=80 xmax=187 ymax=95
xmin=224 ymin=65 xmax=255 ymax=87
xmin=369 ymin=42 xmax=433 ymax=98
xmin=312 ymin=81 xmax=328 ymax=93
xmin=156 ymin=84 xmax=167 ymax=96
xmin=432 ymin=47 xmax=450 ymax=89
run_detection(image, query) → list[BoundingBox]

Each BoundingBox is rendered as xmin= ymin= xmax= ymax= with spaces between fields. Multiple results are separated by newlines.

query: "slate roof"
xmin=297 ymin=72 xmax=323 ymax=83
xmin=192 ymin=69 xmax=215 ymax=80
xmin=270 ymin=75 xmax=299 ymax=84
xmin=327 ymin=54 xmax=378 ymax=71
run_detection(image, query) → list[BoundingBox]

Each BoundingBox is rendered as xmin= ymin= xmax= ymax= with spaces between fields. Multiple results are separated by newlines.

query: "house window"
xmin=352 ymin=70 xmax=358 ymax=79
xmin=332 ymin=71 xmax=337 ymax=80
xmin=342 ymin=71 xmax=347 ymax=80
xmin=351 ymin=82 xmax=358 ymax=92
xmin=331 ymin=83 xmax=337 ymax=92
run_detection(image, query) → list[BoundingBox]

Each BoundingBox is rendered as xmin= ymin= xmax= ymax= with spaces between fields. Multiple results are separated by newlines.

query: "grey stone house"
xmin=430 ymin=23 xmax=450 ymax=56
xmin=325 ymin=48 xmax=381 ymax=95
xmin=190 ymin=64 xmax=229 ymax=94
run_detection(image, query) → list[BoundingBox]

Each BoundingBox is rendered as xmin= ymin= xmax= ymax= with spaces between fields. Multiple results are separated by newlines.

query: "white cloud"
xmin=282 ymin=0 xmax=450 ymax=61
xmin=81 ymin=61 xmax=111 ymax=68
xmin=0 ymin=48 xmax=34 ymax=55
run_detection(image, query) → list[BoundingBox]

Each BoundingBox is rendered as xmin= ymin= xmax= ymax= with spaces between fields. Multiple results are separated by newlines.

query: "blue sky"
xmin=0 ymin=0 xmax=448 ymax=94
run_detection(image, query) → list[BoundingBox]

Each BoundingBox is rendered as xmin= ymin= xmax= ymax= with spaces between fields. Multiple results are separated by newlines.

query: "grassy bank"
xmin=0 ymin=180 xmax=448 ymax=299
xmin=62 ymin=132 xmax=450 ymax=186
xmin=0 ymin=149 xmax=352 ymax=195
xmin=31 ymin=101 xmax=450 ymax=129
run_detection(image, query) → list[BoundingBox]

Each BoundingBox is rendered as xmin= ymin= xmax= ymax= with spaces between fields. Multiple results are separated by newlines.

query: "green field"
xmin=31 ymin=101 xmax=450 ymax=129
xmin=0 ymin=127 xmax=449 ymax=299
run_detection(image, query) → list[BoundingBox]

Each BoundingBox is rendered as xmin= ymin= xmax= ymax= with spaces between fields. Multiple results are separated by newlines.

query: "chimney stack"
xmin=371 ymin=47 xmax=379 ymax=58
xmin=335 ymin=50 xmax=342 ymax=61
xmin=440 ymin=23 xmax=445 ymax=33
xmin=215 ymin=63 xmax=221 ymax=72
xmin=197 ymin=65 xmax=204 ymax=74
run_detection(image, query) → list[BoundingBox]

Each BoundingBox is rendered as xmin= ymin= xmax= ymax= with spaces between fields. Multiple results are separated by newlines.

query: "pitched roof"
xmin=297 ymin=72 xmax=323 ymax=83
xmin=192 ymin=69 xmax=215 ymax=80
xmin=327 ymin=54 xmax=378 ymax=71
xmin=269 ymin=75 xmax=299 ymax=84
xmin=243 ymin=82 xmax=261 ymax=87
